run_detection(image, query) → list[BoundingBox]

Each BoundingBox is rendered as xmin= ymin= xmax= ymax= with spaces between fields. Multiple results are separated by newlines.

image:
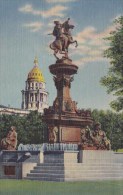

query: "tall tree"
xmin=100 ymin=16 xmax=123 ymax=112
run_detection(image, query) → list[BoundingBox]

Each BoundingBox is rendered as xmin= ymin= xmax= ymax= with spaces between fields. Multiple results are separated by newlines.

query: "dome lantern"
xmin=34 ymin=56 xmax=38 ymax=66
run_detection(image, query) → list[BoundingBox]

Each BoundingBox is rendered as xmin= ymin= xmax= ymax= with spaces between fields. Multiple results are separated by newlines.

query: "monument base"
xmin=1 ymin=149 xmax=123 ymax=181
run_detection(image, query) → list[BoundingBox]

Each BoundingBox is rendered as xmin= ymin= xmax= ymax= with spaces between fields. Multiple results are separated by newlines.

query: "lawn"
xmin=117 ymin=149 xmax=123 ymax=152
xmin=0 ymin=180 xmax=123 ymax=195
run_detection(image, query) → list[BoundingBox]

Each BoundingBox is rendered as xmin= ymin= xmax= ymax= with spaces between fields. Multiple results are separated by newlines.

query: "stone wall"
xmin=78 ymin=150 xmax=123 ymax=164
xmin=0 ymin=150 xmax=42 ymax=179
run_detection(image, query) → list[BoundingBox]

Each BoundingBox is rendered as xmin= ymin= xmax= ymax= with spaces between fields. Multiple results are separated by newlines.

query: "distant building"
xmin=0 ymin=105 xmax=29 ymax=116
xmin=21 ymin=57 xmax=48 ymax=113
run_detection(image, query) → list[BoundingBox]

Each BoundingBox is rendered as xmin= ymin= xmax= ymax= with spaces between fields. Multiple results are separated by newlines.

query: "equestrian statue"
xmin=48 ymin=18 xmax=78 ymax=60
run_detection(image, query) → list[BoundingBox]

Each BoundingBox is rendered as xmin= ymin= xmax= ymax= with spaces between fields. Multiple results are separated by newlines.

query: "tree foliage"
xmin=100 ymin=16 xmax=123 ymax=112
xmin=92 ymin=109 xmax=123 ymax=151
xmin=0 ymin=111 xmax=48 ymax=145
xmin=0 ymin=110 xmax=123 ymax=151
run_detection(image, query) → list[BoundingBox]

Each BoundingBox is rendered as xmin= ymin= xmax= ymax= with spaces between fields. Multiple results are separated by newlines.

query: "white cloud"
xmin=19 ymin=4 xmax=68 ymax=18
xmin=75 ymin=26 xmax=96 ymax=40
xmin=46 ymin=0 xmax=78 ymax=3
xmin=23 ymin=22 xmax=43 ymax=32
xmin=72 ymin=23 xmax=117 ymax=67
xmin=75 ymin=24 xmax=117 ymax=45
xmin=74 ymin=56 xmax=105 ymax=67
xmin=18 ymin=4 xmax=33 ymax=13
xmin=42 ymin=5 xmax=68 ymax=17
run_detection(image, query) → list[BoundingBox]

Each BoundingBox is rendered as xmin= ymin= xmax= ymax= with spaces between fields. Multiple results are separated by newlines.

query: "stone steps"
xmin=24 ymin=177 xmax=65 ymax=182
xmin=32 ymin=169 xmax=123 ymax=175
xmin=26 ymin=163 xmax=123 ymax=181
xmin=27 ymin=171 xmax=123 ymax=177
xmin=25 ymin=151 xmax=123 ymax=181
xmin=65 ymin=176 xmax=123 ymax=181
xmin=36 ymin=163 xmax=123 ymax=167
xmin=37 ymin=162 xmax=123 ymax=166
xmin=25 ymin=176 xmax=123 ymax=182
xmin=31 ymin=169 xmax=123 ymax=174
xmin=25 ymin=160 xmax=123 ymax=181
xmin=34 ymin=164 xmax=123 ymax=170
xmin=27 ymin=165 xmax=123 ymax=179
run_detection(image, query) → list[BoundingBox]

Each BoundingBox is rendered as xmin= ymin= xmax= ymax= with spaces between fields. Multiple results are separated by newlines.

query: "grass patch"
xmin=0 ymin=179 xmax=123 ymax=195
xmin=117 ymin=149 xmax=123 ymax=152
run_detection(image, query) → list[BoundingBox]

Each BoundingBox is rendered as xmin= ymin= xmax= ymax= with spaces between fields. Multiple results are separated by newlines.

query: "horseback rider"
xmin=49 ymin=18 xmax=78 ymax=59
xmin=52 ymin=21 xmax=68 ymax=52
xmin=53 ymin=21 xmax=63 ymax=39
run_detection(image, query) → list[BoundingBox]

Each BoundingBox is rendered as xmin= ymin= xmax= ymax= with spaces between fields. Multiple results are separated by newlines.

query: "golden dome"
xmin=27 ymin=57 xmax=45 ymax=82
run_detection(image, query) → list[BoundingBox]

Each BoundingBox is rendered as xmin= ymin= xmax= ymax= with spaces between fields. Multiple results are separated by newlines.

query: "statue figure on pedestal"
xmin=0 ymin=126 xmax=17 ymax=150
xmin=80 ymin=123 xmax=111 ymax=150
xmin=80 ymin=126 xmax=93 ymax=149
xmin=91 ymin=122 xmax=111 ymax=150
xmin=48 ymin=126 xmax=58 ymax=143
xmin=49 ymin=18 xmax=78 ymax=60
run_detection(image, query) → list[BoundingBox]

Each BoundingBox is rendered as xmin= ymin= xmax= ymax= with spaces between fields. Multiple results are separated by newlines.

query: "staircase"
xmin=25 ymin=151 xmax=123 ymax=181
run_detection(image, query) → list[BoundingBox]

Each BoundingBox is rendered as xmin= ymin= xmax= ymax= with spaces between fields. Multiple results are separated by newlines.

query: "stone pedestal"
xmin=43 ymin=59 xmax=93 ymax=143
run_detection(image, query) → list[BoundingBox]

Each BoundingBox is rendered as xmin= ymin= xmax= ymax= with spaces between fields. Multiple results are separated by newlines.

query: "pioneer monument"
xmin=1 ymin=18 xmax=123 ymax=182
xmin=43 ymin=18 xmax=110 ymax=150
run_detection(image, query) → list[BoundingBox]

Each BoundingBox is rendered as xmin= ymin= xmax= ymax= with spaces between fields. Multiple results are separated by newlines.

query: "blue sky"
xmin=0 ymin=0 xmax=122 ymax=110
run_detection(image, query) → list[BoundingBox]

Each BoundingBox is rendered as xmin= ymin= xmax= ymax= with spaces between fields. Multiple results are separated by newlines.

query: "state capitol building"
xmin=0 ymin=57 xmax=48 ymax=116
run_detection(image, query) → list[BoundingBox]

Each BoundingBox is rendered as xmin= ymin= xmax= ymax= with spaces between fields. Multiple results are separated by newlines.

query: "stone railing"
xmin=18 ymin=143 xmax=78 ymax=152
xmin=44 ymin=143 xmax=78 ymax=151
xmin=18 ymin=144 xmax=43 ymax=151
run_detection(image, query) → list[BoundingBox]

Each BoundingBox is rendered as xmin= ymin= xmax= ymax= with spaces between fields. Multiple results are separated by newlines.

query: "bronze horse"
xmin=50 ymin=25 xmax=78 ymax=60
